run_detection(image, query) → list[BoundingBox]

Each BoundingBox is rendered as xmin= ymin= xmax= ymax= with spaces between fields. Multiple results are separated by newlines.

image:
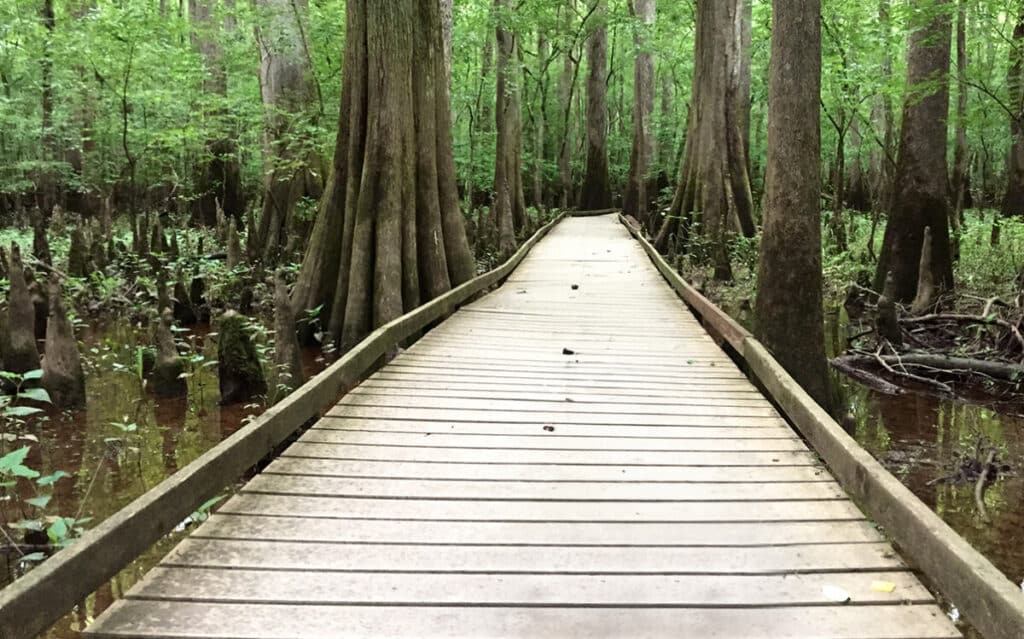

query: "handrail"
xmin=0 ymin=212 xmax=566 ymax=639
xmin=620 ymin=212 xmax=1024 ymax=639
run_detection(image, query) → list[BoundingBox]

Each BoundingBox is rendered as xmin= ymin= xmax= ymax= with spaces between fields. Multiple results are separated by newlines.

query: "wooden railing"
xmin=0 ymin=213 xmax=566 ymax=639
xmin=620 ymin=212 xmax=1024 ymax=639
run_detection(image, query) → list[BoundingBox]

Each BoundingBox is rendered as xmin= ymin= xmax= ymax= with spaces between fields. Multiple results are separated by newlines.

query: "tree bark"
xmin=1001 ymin=9 xmax=1024 ymax=217
xmin=254 ymin=0 xmax=322 ymax=260
xmin=755 ymin=0 xmax=830 ymax=408
xmin=951 ymin=0 xmax=969 ymax=228
xmin=38 ymin=0 xmax=57 ymax=216
xmin=492 ymin=0 xmax=526 ymax=256
xmin=579 ymin=0 xmax=612 ymax=210
xmin=293 ymin=0 xmax=474 ymax=352
xmin=190 ymin=0 xmax=247 ymax=226
xmin=623 ymin=0 xmax=656 ymax=227
xmin=533 ymin=32 xmax=549 ymax=209
xmin=654 ymin=0 xmax=754 ymax=279
xmin=868 ymin=0 xmax=896 ymax=221
xmin=557 ymin=8 xmax=576 ymax=210
xmin=874 ymin=0 xmax=955 ymax=301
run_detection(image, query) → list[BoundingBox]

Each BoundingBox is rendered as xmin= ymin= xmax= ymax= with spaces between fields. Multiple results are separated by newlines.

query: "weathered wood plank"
xmin=264 ymin=457 xmax=824 ymax=482
xmin=242 ymin=475 xmax=843 ymax=501
xmin=351 ymin=382 xmax=768 ymax=402
xmin=335 ymin=394 xmax=779 ymax=418
xmin=281 ymin=442 xmax=820 ymax=465
xmin=315 ymin=418 xmax=796 ymax=437
xmin=326 ymin=405 xmax=783 ymax=426
xmin=218 ymin=493 xmax=860 ymax=521
xmin=160 ymin=538 xmax=903 ymax=573
xmin=298 ymin=429 xmax=805 ymax=451
xmin=86 ymin=601 xmax=961 ymax=639
xmin=192 ymin=514 xmax=885 ymax=545
xmin=127 ymin=568 xmax=932 ymax=606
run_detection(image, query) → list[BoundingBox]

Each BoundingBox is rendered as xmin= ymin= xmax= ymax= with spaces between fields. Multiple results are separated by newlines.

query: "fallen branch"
xmin=830 ymin=356 xmax=904 ymax=395
xmin=872 ymin=346 xmax=954 ymax=394
xmin=901 ymin=313 xmax=1024 ymax=358
xmin=975 ymin=449 xmax=997 ymax=524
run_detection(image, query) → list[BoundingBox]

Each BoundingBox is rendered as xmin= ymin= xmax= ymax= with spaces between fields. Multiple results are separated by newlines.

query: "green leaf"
xmin=21 ymin=369 xmax=44 ymax=381
xmin=47 ymin=517 xmax=70 ymax=543
xmin=0 ymin=447 xmax=31 ymax=473
xmin=26 ymin=494 xmax=51 ymax=509
xmin=36 ymin=470 xmax=71 ymax=486
xmin=20 ymin=552 xmax=47 ymax=562
xmin=12 ymin=465 xmax=40 ymax=479
xmin=4 ymin=406 xmax=44 ymax=417
xmin=17 ymin=387 xmax=52 ymax=404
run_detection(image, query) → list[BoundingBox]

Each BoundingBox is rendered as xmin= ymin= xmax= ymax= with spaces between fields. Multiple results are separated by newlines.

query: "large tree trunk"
xmin=623 ymin=0 xmax=656 ymax=227
xmin=874 ymin=0 xmax=955 ymax=300
xmin=533 ymin=33 xmax=549 ymax=209
xmin=38 ymin=0 xmax=57 ymax=216
xmin=557 ymin=16 xmax=576 ymax=210
xmin=492 ymin=0 xmax=527 ymax=256
xmin=951 ymin=1 xmax=969 ymax=226
xmin=755 ymin=0 xmax=829 ymax=408
xmin=579 ymin=0 xmax=612 ymax=210
xmin=190 ymin=0 xmax=247 ymax=226
xmin=654 ymin=0 xmax=754 ymax=279
xmin=254 ymin=0 xmax=322 ymax=261
xmin=1001 ymin=10 xmax=1024 ymax=217
xmin=293 ymin=0 xmax=474 ymax=352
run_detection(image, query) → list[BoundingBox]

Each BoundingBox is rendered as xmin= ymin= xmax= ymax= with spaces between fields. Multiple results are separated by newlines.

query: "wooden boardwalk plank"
xmin=86 ymin=215 xmax=959 ymax=638
xmin=89 ymin=602 xmax=960 ymax=639
xmin=160 ymin=539 xmax=905 ymax=573
xmin=126 ymin=568 xmax=933 ymax=606
xmin=261 ymin=458 xmax=828 ymax=482
xmin=217 ymin=493 xmax=862 ymax=521
xmin=191 ymin=515 xmax=885 ymax=545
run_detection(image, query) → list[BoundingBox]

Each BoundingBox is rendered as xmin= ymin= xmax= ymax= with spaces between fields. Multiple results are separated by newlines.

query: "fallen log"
xmin=840 ymin=352 xmax=1024 ymax=384
xmin=830 ymin=356 xmax=904 ymax=395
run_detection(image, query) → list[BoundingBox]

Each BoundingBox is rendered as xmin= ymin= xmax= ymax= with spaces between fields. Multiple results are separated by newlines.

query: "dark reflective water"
xmin=828 ymin=309 xmax=1024 ymax=636
xmin=0 ymin=321 xmax=325 ymax=636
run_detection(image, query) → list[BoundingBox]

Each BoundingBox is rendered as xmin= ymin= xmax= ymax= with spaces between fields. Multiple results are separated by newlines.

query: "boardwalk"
xmin=87 ymin=215 xmax=959 ymax=638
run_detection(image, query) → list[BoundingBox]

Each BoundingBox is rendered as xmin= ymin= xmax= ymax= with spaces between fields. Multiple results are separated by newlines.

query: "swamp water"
xmin=0 ymin=322 xmax=325 ymax=636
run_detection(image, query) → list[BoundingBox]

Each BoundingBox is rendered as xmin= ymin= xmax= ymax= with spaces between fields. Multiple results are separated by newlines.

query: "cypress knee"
xmin=67 ymin=226 xmax=89 ymax=278
xmin=33 ymin=223 xmax=52 ymax=267
xmin=173 ymin=271 xmax=198 ymax=326
xmin=41 ymin=278 xmax=86 ymax=408
xmin=152 ymin=308 xmax=188 ymax=398
xmin=24 ymin=268 xmax=49 ymax=342
xmin=273 ymin=270 xmax=305 ymax=396
xmin=6 ymin=244 xmax=41 ymax=373
xmin=217 ymin=310 xmax=267 ymax=404
xmin=226 ymin=218 xmax=242 ymax=269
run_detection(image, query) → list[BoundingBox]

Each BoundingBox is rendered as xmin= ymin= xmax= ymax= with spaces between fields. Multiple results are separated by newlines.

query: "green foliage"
xmin=0 ymin=369 xmax=79 ymax=556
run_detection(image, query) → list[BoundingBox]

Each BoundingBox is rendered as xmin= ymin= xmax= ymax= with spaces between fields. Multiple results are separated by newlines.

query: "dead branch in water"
xmin=975 ymin=449 xmax=997 ymax=524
